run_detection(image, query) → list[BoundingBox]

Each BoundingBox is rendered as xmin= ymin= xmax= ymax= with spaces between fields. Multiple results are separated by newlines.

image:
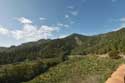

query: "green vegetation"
xmin=109 ymin=51 xmax=121 ymax=59
xmin=0 ymin=58 xmax=61 ymax=83
xmin=0 ymin=28 xmax=125 ymax=83
xmin=23 ymin=56 xmax=125 ymax=83
xmin=1 ymin=28 xmax=125 ymax=65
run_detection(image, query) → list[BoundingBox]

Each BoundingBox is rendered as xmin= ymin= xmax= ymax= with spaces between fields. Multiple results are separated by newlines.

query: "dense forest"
xmin=0 ymin=28 xmax=125 ymax=83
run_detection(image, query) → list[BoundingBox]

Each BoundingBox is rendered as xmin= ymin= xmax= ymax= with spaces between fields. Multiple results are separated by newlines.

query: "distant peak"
xmin=70 ymin=33 xmax=82 ymax=36
xmin=64 ymin=33 xmax=88 ymax=39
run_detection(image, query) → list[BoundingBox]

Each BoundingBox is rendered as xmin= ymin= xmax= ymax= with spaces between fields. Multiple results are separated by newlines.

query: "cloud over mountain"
xmin=16 ymin=17 xmax=32 ymax=24
xmin=0 ymin=17 xmax=58 ymax=43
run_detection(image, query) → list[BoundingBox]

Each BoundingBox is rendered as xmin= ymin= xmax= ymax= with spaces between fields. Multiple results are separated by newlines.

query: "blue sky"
xmin=0 ymin=0 xmax=125 ymax=47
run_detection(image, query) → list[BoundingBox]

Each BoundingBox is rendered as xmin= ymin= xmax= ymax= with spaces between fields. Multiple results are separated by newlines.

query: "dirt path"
xmin=105 ymin=64 xmax=125 ymax=83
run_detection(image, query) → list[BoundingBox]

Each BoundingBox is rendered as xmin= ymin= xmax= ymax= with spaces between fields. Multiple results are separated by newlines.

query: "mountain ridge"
xmin=0 ymin=28 xmax=125 ymax=64
xmin=1 ymin=28 xmax=125 ymax=48
xmin=0 ymin=27 xmax=125 ymax=83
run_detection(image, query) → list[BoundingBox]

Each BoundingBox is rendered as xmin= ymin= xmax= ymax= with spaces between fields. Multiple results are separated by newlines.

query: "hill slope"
xmin=0 ymin=28 xmax=125 ymax=83
xmin=0 ymin=28 xmax=125 ymax=64
xmin=23 ymin=56 xmax=125 ymax=83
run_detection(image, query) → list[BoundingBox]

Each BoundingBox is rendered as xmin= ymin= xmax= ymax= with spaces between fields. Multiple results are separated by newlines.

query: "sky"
xmin=0 ymin=0 xmax=125 ymax=47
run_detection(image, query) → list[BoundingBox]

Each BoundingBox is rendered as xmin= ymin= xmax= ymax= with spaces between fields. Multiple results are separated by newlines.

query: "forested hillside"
xmin=0 ymin=28 xmax=125 ymax=83
xmin=0 ymin=28 xmax=125 ymax=65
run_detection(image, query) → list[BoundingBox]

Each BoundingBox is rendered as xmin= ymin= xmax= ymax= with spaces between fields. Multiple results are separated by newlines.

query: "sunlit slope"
xmin=23 ymin=56 xmax=125 ymax=83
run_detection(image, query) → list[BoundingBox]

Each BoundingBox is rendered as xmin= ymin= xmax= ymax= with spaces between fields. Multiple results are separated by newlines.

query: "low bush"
xmin=109 ymin=51 xmax=121 ymax=59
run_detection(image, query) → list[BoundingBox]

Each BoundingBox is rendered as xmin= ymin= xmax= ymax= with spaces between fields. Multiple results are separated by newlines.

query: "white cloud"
xmin=113 ymin=27 xmax=123 ymax=31
xmin=0 ymin=16 xmax=74 ymax=46
xmin=111 ymin=17 xmax=125 ymax=31
xmin=16 ymin=17 xmax=32 ymax=24
xmin=63 ymin=24 xmax=69 ymax=28
xmin=113 ymin=23 xmax=125 ymax=31
xmin=120 ymin=18 xmax=125 ymax=22
xmin=70 ymin=11 xmax=79 ymax=16
xmin=0 ymin=24 xmax=58 ymax=43
xmin=57 ymin=23 xmax=64 ymax=27
xmin=0 ymin=26 xmax=10 ymax=35
xmin=67 ymin=5 xmax=79 ymax=16
xmin=65 ymin=14 xmax=70 ymax=19
xmin=40 ymin=17 xmax=47 ymax=21
xmin=59 ymin=34 xmax=69 ymax=39
xmin=11 ymin=17 xmax=58 ymax=41
xmin=110 ymin=17 xmax=125 ymax=22
xmin=119 ymin=17 xmax=125 ymax=28
xmin=57 ymin=23 xmax=69 ymax=28
xmin=120 ymin=23 xmax=125 ymax=28
xmin=12 ymin=24 xmax=58 ymax=41
xmin=68 ymin=6 xmax=74 ymax=9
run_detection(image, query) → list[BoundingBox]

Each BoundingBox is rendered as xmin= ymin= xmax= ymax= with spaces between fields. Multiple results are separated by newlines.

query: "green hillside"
xmin=0 ymin=28 xmax=125 ymax=83
xmin=0 ymin=58 xmax=61 ymax=83
xmin=23 ymin=56 xmax=125 ymax=83
xmin=0 ymin=28 xmax=125 ymax=65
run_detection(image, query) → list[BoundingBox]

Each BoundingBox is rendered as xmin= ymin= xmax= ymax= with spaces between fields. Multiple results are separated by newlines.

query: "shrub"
xmin=109 ymin=51 xmax=121 ymax=59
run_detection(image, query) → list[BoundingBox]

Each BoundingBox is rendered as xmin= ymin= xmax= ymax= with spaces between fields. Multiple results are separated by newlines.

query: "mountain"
xmin=0 ymin=28 xmax=125 ymax=83
xmin=0 ymin=28 xmax=125 ymax=65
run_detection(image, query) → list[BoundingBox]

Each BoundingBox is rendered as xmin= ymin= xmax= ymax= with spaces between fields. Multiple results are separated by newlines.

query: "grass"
xmin=23 ymin=56 xmax=125 ymax=83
